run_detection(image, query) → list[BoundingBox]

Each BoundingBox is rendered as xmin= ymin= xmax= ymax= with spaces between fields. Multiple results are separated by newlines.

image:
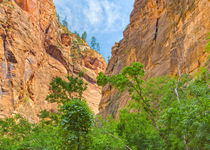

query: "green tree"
xmin=91 ymin=36 xmax=96 ymax=50
xmin=97 ymin=62 xmax=210 ymax=149
xmin=97 ymin=62 xmax=159 ymax=133
xmin=82 ymin=31 xmax=87 ymax=41
xmin=96 ymin=42 xmax=100 ymax=53
xmin=60 ymin=99 xmax=94 ymax=150
xmin=46 ymin=75 xmax=87 ymax=103
xmin=62 ymin=16 xmax=68 ymax=28
xmin=46 ymin=75 xmax=94 ymax=149
xmin=107 ymin=56 xmax=110 ymax=62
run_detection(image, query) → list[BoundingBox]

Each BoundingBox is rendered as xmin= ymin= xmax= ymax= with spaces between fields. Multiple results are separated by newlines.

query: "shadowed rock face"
xmin=99 ymin=0 xmax=210 ymax=117
xmin=0 ymin=0 xmax=106 ymax=122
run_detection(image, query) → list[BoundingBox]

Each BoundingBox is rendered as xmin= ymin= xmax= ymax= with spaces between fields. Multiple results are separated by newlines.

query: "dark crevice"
xmin=45 ymin=45 xmax=71 ymax=73
xmin=7 ymin=50 xmax=17 ymax=63
xmin=1 ymin=7 xmax=16 ymax=108
xmin=29 ymin=49 xmax=36 ymax=56
xmin=154 ymin=18 xmax=159 ymax=41
xmin=2 ymin=34 xmax=17 ymax=64
xmin=45 ymin=24 xmax=51 ymax=34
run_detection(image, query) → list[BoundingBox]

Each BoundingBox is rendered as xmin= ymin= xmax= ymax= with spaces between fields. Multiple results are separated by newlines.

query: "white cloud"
xmin=84 ymin=0 xmax=103 ymax=26
xmin=101 ymin=0 xmax=120 ymax=30
xmin=53 ymin=0 xmax=134 ymax=61
xmin=81 ymin=0 xmax=125 ymax=32
xmin=54 ymin=0 xmax=130 ymax=34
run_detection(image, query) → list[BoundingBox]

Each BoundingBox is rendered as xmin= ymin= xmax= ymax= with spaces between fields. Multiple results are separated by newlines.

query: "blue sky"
xmin=53 ymin=0 xmax=135 ymax=61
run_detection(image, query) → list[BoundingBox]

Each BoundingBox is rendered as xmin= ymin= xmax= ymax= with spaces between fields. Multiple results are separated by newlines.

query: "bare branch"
xmin=175 ymin=63 xmax=181 ymax=104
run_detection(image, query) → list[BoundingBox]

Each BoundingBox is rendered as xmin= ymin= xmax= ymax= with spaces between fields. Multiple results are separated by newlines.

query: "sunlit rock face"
xmin=15 ymin=0 xmax=30 ymax=11
xmin=0 ymin=0 xmax=107 ymax=122
xmin=99 ymin=0 xmax=210 ymax=117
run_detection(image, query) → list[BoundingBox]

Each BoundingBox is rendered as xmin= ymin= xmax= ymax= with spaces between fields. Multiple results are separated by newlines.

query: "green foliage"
xmin=60 ymin=99 xmax=94 ymax=149
xmin=62 ymin=16 xmax=68 ymax=28
xmin=96 ymin=43 xmax=100 ymax=53
xmin=97 ymin=62 xmax=144 ymax=93
xmin=0 ymin=115 xmax=61 ymax=149
xmin=88 ymin=117 xmax=128 ymax=150
xmin=90 ymin=36 xmax=101 ymax=53
xmin=0 ymin=115 xmax=32 ymax=149
xmin=206 ymin=33 xmax=210 ymax=52
xmin=73 ymin=31 xmax=84 ymax=45
xmin=46 ymin=75 xmax=87 ymax=103
xmin=159 ymin=69 xmax=210 ymax=149
xmin=46 ymin=75 xmax=93 ymax=150
xmin=82 ymin=31 xmax=87 ymax=41
xmin=24 ymin=97 xmax=29 ymax=102
xmin=91 ymin=36 xmax=97 ymax=50
xmin=107 ymin=55 xmax=111 ymax=62
xmin=1 ymin=63 xmax=209 ymax=150
xmin=74 ymin=31 xmax=80 ymax=37
xmin=97 ymin=62 xmax=210 ymax=150
xmin=117 ymin=108 xmax=165 ymax=150
xmin=0 ymin=75 xmax=92 ymax=150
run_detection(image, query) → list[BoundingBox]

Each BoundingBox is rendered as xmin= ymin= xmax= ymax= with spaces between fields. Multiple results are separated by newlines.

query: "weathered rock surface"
xmin=99 ymin=0 xmax=210 ymax=117
xmin=0 ymin=0 xmax=106 ymax=122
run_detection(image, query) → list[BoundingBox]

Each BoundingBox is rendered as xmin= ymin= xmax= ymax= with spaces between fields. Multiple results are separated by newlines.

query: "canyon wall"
xmin=99 ymin=0 xmax=210 ymax=117
xmin=0 ymin=0 xmax=106 ymax=122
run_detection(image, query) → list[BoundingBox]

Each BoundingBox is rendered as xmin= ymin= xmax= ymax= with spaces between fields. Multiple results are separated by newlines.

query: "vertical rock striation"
xmin=0 ymin=0 xmax=106 ymax=122
xmin=99 ymin=0 xmax=210 ymax=117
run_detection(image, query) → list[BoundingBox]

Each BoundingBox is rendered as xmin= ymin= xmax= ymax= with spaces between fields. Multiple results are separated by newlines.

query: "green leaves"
xmin=97 ymin=62 xmax=210 ymax=150
xmin=46 ymin=75 xmax=87 ymax=103
xmin=97 ymin=62 xmax=144 ymax=93
xmin=60 ymin=99 xmax=93 ymax=133
xmin=96 ymin=72 xmax=109 ymax=86
xmin=45 ymin=75 xmax=93 ymax=149
xmin=59 ymin=99 xmax=94 ymax=149
xmin=121 ymin=62 xmax=144 ymax=77
xmin=0 ymin=63 xmax=209 ymax=150
xmin=206 ymin=33 xmax=210 ymax=52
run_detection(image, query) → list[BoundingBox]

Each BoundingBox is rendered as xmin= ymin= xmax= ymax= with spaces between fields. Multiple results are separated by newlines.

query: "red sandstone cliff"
xmin=0 ymin=0 xmax=106 ymax=122
xmin=99 ymin=0 xmax=210 ymax=117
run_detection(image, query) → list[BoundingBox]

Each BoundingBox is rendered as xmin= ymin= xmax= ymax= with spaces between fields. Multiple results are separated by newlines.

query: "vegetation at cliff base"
xmin=0 ymin=63 xmax=209 ymax=150
xmin=96 ymin=62 xmax=210 ymax=150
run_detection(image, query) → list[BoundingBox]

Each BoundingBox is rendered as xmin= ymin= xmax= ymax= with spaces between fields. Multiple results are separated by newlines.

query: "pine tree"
xmin=62 ymin=16 xmax=68 ymax=28
xmin=91 ymin=36 xmax=96 ymax=50
xmin=82 ymin=31 xmax=87 ymax=41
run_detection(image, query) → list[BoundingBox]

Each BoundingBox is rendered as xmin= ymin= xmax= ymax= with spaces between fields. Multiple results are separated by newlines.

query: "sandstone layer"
xmin=0 ymin=0 xmax=106 ymax=122
xmin=99 ymin=0 xmax=210 ymax=117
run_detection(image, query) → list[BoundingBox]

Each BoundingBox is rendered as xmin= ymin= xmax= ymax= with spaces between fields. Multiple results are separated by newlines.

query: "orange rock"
xmin=15 ymin=0 xmax=30 ymax=11
xmin=61 ymin=33 xmax=72 ymax=46
xmin=99 ymin=0 xmax=210 ymax=117
xmin=0 ymin=0 xmax=107 ymax=122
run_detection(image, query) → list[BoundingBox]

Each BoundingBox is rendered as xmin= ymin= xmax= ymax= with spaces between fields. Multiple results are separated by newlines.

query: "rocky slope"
xmin=99 ymin=0 xmax=210 ymax=117
xmin=0 ymin=0 xmax=106 ymax=122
